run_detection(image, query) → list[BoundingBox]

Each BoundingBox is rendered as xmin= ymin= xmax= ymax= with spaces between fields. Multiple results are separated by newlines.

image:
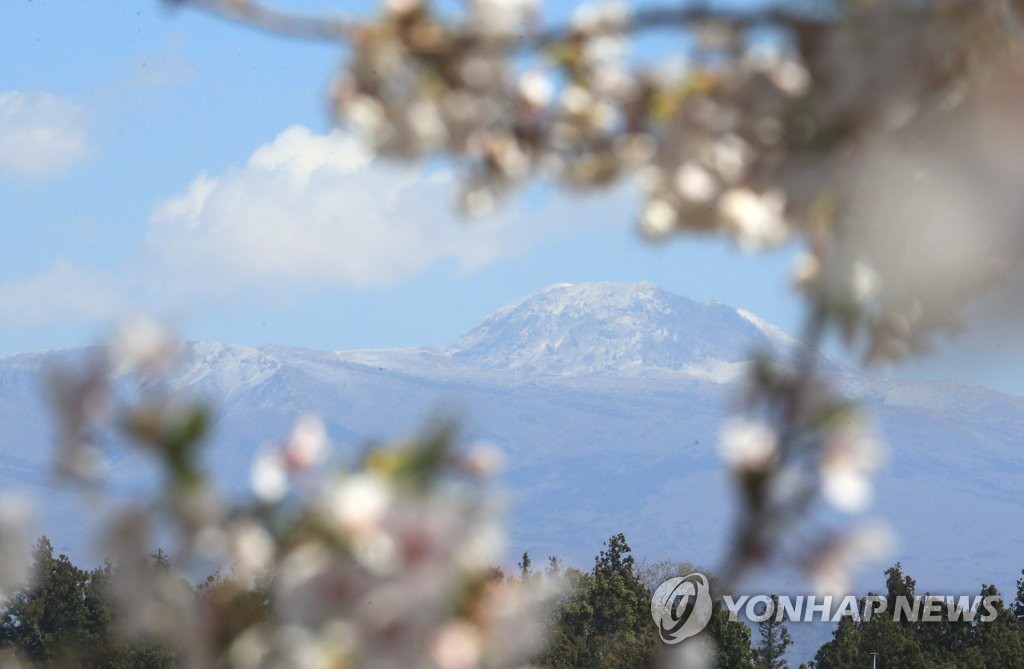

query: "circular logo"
xmin=650 ymin=573 xmax=713 ymax=644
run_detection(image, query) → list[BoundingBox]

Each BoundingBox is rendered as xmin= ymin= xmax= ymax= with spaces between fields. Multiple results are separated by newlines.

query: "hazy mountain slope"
xmin=0 ymin=282 xmax=1021 ymax=610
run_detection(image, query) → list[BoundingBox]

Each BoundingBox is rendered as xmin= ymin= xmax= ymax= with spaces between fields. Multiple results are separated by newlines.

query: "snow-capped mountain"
xmin=446 ymin=282 xmax=799 ymax=378
xmin=1 ymin=283 xmax=1022 ymax=653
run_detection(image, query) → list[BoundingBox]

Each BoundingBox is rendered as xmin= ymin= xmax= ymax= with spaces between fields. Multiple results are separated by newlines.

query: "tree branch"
xmin=166 ymin=0 xmax=361 ymax=42
xmin=168 ymin=0 xmax=825 ymax=51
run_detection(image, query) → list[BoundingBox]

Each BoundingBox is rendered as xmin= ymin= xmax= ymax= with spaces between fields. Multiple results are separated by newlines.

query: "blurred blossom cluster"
xmin=0 ymin=498 xmax=32 ymax=603
xmin=716 ymin=355 xmax=891 ymax=593
xmin=38 ymin=319 xmax=552 ymax=669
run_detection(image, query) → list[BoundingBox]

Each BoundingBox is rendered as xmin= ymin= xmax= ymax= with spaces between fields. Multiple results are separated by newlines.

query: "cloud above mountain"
xmin=0 ymin=125 xmax=620 ymax=327
xmin=144 ymin=125 xmax=549 ymax=293
xmin=0 ymin=90 xmax=89 ymax=179
xmin=0 ymin=260 xmax=125 ymax=327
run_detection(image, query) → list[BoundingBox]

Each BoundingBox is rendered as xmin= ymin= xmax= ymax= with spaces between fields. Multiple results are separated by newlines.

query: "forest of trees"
xmin=810 ymin=562 xmax=1024 ymax=668
xmin=0 ymin=537 xmax=178 ymax=668
xmin=3 ymin=533 xmax=1024 ymax=668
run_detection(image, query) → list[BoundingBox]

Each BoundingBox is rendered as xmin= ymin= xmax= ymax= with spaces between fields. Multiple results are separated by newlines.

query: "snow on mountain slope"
xmin=445 ymin=282 xmax=797 ymax=377
xmin=171 ymin=342 xmax=282 ymax=398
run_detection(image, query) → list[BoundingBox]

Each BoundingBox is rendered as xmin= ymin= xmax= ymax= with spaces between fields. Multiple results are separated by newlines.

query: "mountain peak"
xmin=446 ymin=282 xmax=794 ymax=377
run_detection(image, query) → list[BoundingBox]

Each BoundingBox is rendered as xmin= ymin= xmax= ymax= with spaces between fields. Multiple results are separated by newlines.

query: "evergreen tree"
xmin=909 ymin=592 xmax=973 ymax=665
xmin=967 ymin=584 xmax=1024 ymax=668
xmin=587 ymin=533 xmax=657 ymax=668
xmin=813 ymin=613 xmax=930 ymax=669
xmin=858 ymin=614 xmax=927 ymax=669
xmin=703 ymin=602 xmax=757 ymax=669
xmin=518 ymin=551 xmax=533 ymax=580
xmin=1014 ymin=568 xmax=1024 ymax=621
xmin=813 ymin=615 xmax=860 ymax=668
xmin=0 ymin=537 xmax=93 ymax=664
xmin=885 ymin=563 xmax=916 ymax=602
xmin=812 ymin=564 xmax=1024 ymax=669
xmin=541 ymin=533 xmax=662 ymax=669
xmin=540 ymin=536 xmax=758 ymax=669
xmin=0 ymin=537 xmax=176 ymax=669
xmin=150 ymin=548 xmax=171 ymax=572
xmin=543 ymin=566 xmax=594 ymax=669
xmin=754 ymin=595 xmax=792 ymax=669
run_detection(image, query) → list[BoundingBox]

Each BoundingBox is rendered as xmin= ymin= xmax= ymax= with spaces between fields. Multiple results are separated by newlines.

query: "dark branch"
xmin=165 ymin=0 xmax=361 ymax=43
xmin=168 ymin=0 xmax=826 ymax=51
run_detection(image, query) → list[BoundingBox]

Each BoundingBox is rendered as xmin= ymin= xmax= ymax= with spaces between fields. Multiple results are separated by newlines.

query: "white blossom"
xmin=518 ymin=69 xmax=554 ymax=108
xmin=406 ymin=99 xmax=448 ymax=150
xmin=322 ymin=472 xmax=393 ymax=538
xmin=385 ymin=0 xmax=422 ymax=16
xmin=675 ymin=162 xmax=718 ymax=203
xmin=561 ymin=85 xmax=594 ymax=116
xmin=283 ymin=413 xmax=328 ymax=471
xmin=468 ymin=0 xmax=538 ymax=39
xmin=109 ymin=316 xmax=179 ymax=377
xmin=850 ymin=261 xmax=882 ymax=303
xmin=820 ymin=420 xmax=886 ymax=513
xmin=770 ymin=59 xmax=811 ymax=95
xmin=718 ymin=417 xmax=778 ymax=471
xmin=718 ymin=187 xmax=788 ymax=250
xmin=227 ymin=626 xmax=271 ymax=669
xmin=809 ymin=523 xmax=896 ymax=597
xmin=572 ymin=1 xmax=629 ymax=35
xmin=456 ymin=519 xmax=505 ymax=572
xmin=792 ymin=252 xmax=821 ymax=289
xmin=0 ymin=496 xmax=31 ymax=599
xmin=640 ymin=198 xmax=678 ymax=238
xmin=431 ymin=620 xmax=483 ymax=669
xmin=464 ymin=442 xmax=505 ymax=477
xmin=228 ymin=521 xmax=275 ymax=579
xmin=708 ymin=134 xmax=752 ymax=183
xmin=349 ymin=527 xmax=399 ymax=574
xmin=251 ymin=450 xmax=288 ymax=502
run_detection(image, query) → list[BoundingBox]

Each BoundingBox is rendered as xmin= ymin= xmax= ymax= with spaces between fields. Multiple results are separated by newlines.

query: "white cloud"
xmin=0 ymin=91 xmax=89 ymax=179
xmin=0 ymin=260 xmax=125 ymax=327
xmin=144 ymin=125 xmax=549 ymax=295
xmin=0 ymin=125 xmax=615 ymax=327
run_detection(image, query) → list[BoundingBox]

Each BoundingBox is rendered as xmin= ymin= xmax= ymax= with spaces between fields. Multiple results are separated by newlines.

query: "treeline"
xmin=0 ymin=537 xmax=266 ymax=668
xmin=527 ymin=537 xmax=1024 ymax=668
xmin=0 ymin=537 xmax=178 ymax=667
xmin=0 ymin=533 xmax=772 ymax=668
xmin=811 ymin=562 xmax=1024 ymax=667
xmin=3 ymin=533 xmax=1024 ymax=668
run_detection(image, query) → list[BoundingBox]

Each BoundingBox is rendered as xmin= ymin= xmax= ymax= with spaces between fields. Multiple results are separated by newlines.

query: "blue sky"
xmin=2 ymin=1 xmax=1021 ymax=394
